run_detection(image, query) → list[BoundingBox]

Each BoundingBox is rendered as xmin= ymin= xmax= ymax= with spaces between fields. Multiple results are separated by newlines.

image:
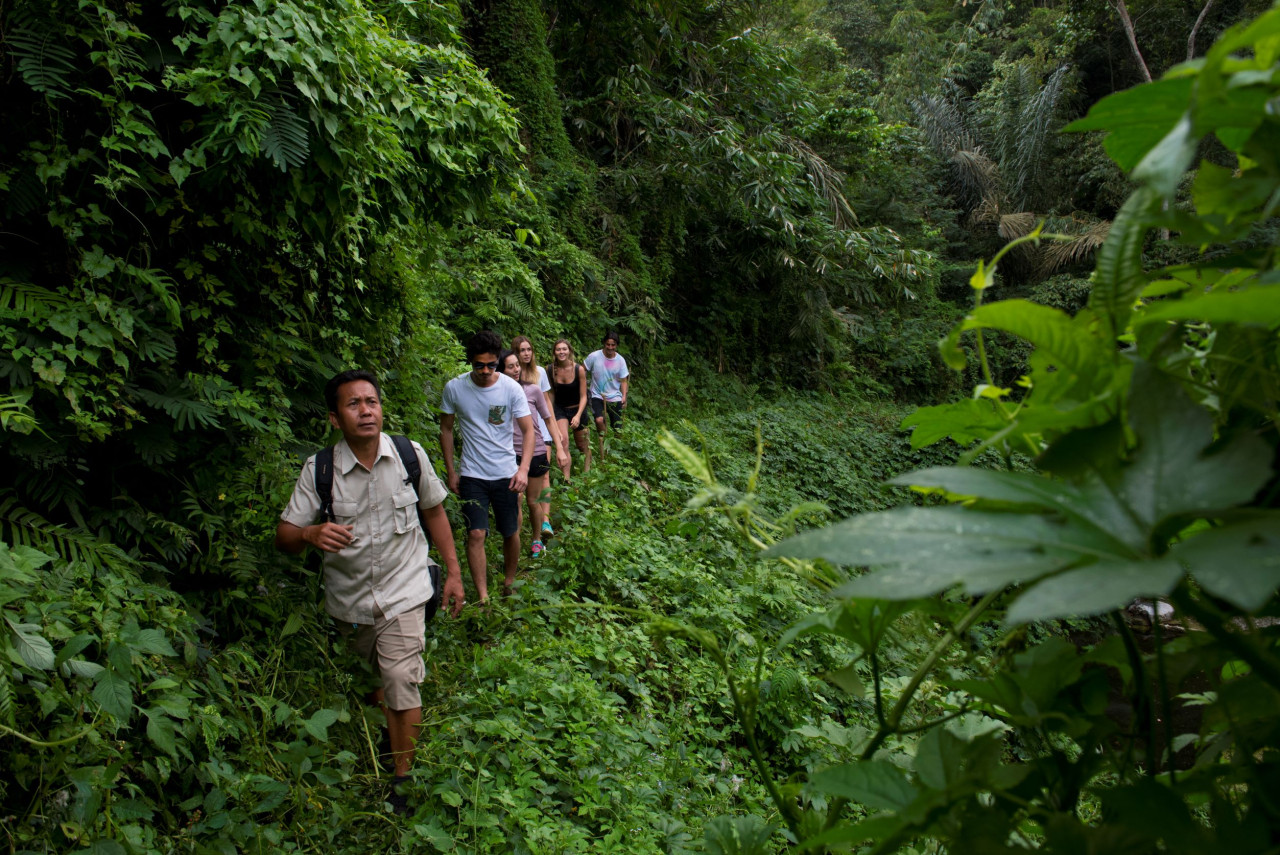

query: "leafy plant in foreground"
xmin=665 ymin=8 xmax=1280 ymax=853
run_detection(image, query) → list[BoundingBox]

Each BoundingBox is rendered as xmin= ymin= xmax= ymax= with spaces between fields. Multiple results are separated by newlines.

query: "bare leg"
xmin=556 ymin=418 xmax=573 ymax=479
xmin=577 ymin=424 xmax=592 ymax=473
xmin=527 ymin=473 xmax=548 ymax=538
xmin=502 ymin=531 xmax=520 ymax=593
xmin=385 ymin=704 xmax=422 ymax=777
xmin=596 ymin=416 xmax=607 ymax=460
xmin=465 ymin=529 xmax=488 ymax=601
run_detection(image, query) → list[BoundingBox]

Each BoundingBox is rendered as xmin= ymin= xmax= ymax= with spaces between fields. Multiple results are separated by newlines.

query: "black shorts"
xmin=590 ymin=398 xmax=624 ymax=430
xmin=554 ymin=404 xmax=588 ymax=429
xmin=516 ymin=453 xmax=550 ymax=479
xmin=457 ymin=476 xmax=520 ymax=537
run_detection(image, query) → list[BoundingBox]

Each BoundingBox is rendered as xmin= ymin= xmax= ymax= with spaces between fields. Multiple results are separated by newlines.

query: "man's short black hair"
xmin=467 ymin=330 xmax=504 ymax=361
xmin=603 ymin=330 xmax=620 ymax=345
xmin=325 ymin=369 xmax=381 ymax=413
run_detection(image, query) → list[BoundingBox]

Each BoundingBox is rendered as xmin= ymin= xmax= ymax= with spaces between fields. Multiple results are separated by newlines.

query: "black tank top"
xmin=552 ymin=363 xmax=583 ymax=410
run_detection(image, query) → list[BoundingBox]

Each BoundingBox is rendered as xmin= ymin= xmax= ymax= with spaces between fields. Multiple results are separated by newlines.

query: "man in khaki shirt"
xmin=276 ymin=369 xmax=464 ymax=805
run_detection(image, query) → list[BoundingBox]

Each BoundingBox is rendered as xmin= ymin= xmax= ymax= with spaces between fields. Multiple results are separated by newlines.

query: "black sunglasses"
xmin=472 ymin=360 xmax=500 ymax=371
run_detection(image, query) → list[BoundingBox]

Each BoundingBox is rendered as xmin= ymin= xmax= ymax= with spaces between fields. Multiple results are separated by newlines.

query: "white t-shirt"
xmin=534 ymin=365 xmax=552 ymax=442
xmin=584 ymin=350 xmax=629 ymax=402
xmin=441 ymin=372 xmax=531 ymax=480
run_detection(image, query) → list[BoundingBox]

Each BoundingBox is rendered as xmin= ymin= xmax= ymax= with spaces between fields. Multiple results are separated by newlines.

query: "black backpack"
xmin=314 ymin=435 xmax=444 ymax=622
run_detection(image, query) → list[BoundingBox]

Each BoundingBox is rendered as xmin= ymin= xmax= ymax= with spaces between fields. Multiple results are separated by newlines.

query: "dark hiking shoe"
xmin=387 ymin=775 xmax=412 ymax=817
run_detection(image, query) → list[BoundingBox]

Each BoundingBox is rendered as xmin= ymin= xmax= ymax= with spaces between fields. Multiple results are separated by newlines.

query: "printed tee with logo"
xmin=584 ymin=350 xmax=629 ymax=402
xmin=441 ymin=372 xmax=531 ymax=480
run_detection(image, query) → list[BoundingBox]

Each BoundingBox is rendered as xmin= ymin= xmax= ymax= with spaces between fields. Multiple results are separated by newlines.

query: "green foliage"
xmin=662 ymin=8 xmax=1280 ymax=853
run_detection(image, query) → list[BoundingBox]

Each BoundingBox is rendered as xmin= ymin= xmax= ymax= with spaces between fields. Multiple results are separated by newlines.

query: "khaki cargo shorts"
xmin=342 ymin=605 xmax=426 ymax=711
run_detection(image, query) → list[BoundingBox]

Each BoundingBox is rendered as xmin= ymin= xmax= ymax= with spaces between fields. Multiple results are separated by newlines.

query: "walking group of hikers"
xmin=274 ymin=330 xmax=630 ymax=813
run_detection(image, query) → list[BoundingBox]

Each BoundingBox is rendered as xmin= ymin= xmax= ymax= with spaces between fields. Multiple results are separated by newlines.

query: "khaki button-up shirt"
xmin=281 ymin=434 xmax=448 ymax=624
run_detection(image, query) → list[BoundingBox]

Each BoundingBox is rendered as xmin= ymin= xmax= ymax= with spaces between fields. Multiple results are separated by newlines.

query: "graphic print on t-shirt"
xmin=488 ymin=405 xmax=507 ymax=426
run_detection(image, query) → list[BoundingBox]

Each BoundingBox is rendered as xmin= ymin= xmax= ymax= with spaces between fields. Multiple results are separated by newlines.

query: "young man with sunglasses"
xmin=439 ymin=331 xmax=535 ymax=600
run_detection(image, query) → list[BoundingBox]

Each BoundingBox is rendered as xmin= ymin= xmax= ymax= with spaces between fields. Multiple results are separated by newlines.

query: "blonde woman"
xmin=501 ymin=350 xmax=567 ymax=556
xmin=511 ymin=336 xmax=566 ymax=537
xmin=550 ymin=338 xmax=590 ymax=476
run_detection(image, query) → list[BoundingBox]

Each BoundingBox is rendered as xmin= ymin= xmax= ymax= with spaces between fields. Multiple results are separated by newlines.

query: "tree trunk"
xmin=1113 ymin=0 xmax=1153 ymax=83
xmin=1187 ymin=0 xmax=1217 ymax=61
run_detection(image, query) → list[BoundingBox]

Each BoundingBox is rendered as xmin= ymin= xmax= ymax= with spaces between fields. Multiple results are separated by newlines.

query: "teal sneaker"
xmin=541 ymin=520 xmax=554 ymax=538
xmin=531 ymin=540 xmax=544 ymax=558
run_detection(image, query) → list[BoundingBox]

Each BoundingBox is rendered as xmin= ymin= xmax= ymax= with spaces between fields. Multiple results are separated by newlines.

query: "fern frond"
xmin=261 ymin=94 xmax=310 ymax=171
xmin=0 ymin=277 xmax=72 ymax=318
xmin=133 ymin=385 xmax=221 ymax=431
xmin=5 ymin=16 xmax=78 ymax=100
xmin=0 ymin=496 xmax=130 ymax=572
xmin=0 ymin=667 xmax=14 ymax=727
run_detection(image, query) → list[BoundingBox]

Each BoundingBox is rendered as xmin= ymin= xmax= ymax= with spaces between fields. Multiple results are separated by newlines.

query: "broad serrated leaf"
xmin=1006 ymin=558 xmax=1184 ymax=624
xmin=129 ymin=628 xmax=177 ymax=657
xmin=1132 ymin=115 xmax=1197 ymax=198
xmin=92 ymin=670 xmax=133 ymax=721
xmin=1121 ymin=365 xmax=1273 ymax=529
xmin=146 ymin=711 xmax=179 ymax=757
xmin=769 ymin=506 xmax=1106 ymax=600
xmin=823 ymin=663 xmax=865 ymax=699
xmin=6 ymin=618 xmax=55 ymax=670
xmin=808 ymin=760 xmax=916 ymax=811
xmin=303 ymin=708 xmax=340 ymax=741
xmin=1173 ymin=513 xmax=1280 ymax=611
xmin=63 ymin=659 xmax=106 ymax=679
xmin=962 ymin=300 xmax=1104 ymax=379
xmin=1090 ymin=189 xmax=1159 ymax=336
xmin=900 ymin=399 xmax=1008 ymax=449
xmin=891 ymin=467 xmax=1144 ymax=554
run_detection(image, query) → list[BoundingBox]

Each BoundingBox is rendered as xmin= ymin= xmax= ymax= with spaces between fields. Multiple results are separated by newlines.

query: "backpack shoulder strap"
xmin=390 ymin=435 xmax=422 ymax=496
xmin=390 ymin=435 xmax=433 ymax=548
xmin=314 ymin=445 xmax=336 ymax=523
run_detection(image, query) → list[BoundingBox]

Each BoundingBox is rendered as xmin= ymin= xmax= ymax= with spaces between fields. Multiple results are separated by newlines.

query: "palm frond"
xmin=950 ymin=148 xmax=1001 ymax=210
xmin=1041 ymin=219 xmax=1111 ymax=275
xmin=998 ymin=212 xmax=1037 ymax=240
xmin=1008 ymin=65 xmax=1070 ymax=209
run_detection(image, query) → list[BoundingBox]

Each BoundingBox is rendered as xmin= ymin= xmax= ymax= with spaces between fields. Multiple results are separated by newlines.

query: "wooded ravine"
xmin=2 ymin=0 xmax=1279 ymax=852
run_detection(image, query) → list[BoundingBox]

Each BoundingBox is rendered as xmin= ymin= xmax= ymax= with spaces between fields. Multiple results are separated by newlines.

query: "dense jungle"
xmin=2 ymin=0 xmax=1280 ymax=852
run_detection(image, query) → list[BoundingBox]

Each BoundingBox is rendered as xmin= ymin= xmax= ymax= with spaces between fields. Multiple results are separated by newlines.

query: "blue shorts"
xmin=458 ymin=476 xmax=520 ymax=537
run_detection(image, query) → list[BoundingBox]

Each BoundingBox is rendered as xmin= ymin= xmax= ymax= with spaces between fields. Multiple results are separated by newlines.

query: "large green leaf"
xmin=1172 ymin=513 xmax=1280 ymax=611
xmin=962 ymin=301 xmax=1103 ymax=379
xmin=1090 ymin=189 xmax=1158 ymax=336
xmin=92 ymin=669 xmax=133 ymax=721
xmin=1119 ymin=366 xmax=1273 ymax=530
xmin=1066 ymin=78 xmax=1194 ymax=171
xmin=891 ymin=467 xmax=1145 ymax=555
xmin=1137 ymin=284 xmax=1280 ymax=329
xmin=6 ymin=617 xmax=55 ymax=670
xmin=900 ymin=399 xmax=1008 ymax=449
xmin=1006 ymin=558 xmax=1184 ymax=624
xmin=769 ymin=506 xmax=1100 ymax=599
xmin=808 ymin=760 xmax=916 ymax=811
